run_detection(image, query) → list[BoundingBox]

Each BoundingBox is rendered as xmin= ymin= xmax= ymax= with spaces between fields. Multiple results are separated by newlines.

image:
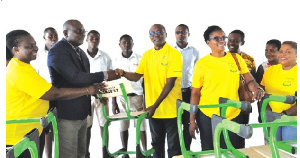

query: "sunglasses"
xmin=149 ymin=31 xmax=164 ymax=37
xmin=71 ymin=29 xmax=87 ymax=34
xmin=210 ymin=36 xmax=227 ymax=42
xmin=175 ymin=30 xmax=187 ymax=35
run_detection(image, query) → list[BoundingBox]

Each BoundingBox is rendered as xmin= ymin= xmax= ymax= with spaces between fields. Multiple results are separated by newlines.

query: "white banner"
xmin=99 ymin=78 xmax=133 ymax=98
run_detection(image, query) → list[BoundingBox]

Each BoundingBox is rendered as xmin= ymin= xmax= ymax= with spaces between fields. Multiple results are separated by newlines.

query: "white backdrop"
xmin=2 ymin=0 xmax=298 ymax=64
xmin=1 ymin=0 xmax=298 ymax=156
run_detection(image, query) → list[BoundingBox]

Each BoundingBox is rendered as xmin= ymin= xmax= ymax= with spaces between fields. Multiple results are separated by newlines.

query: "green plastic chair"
xmin=259 ymin=94 xmax=297 ymax=154
xmin=6 ymin=112 xmax=59 ymax=158
xmin=176 ymin=97 xmax=252 ymax=158
xmin=98 ymin=83 xmax=154 ymax=158
xmin=214 ymin=112 xmax=297 ymax=158
xmin=6 ymin=128 xmax=39 ymax=158
xmin=214 ymin=94 xmax=297 ymax=157
xmin=211 ymin=114 xmax=253 ymax=158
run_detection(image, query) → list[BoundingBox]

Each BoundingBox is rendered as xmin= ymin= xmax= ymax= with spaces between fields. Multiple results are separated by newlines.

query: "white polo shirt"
xmin=174 ymin=44 xmax=200 ymax=88
xmin=31 ymin=46 xmax=51 ymax=83
xmin=113 ymin=53 xmax=143 ymax=95
xmin=85 ymin=49 xmax=113 ymax=73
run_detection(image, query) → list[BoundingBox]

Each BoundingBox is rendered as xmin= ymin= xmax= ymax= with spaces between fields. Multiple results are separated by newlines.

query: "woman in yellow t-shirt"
xmin=189 ymin=25 xmax=265 ymax=150
xmin=261 ymin=41 xmax=297 ymax=141
xmin=255 ymin=39 xmax=281 ymax=123
xmin=6 ymin=30 xmax=103 ymax=157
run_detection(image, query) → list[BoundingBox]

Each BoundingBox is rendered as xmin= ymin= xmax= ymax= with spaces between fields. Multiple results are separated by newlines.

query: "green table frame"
xmin=98 ymin=83 xmax=154 ymax=158
xmin=176 ymin=97 xmax=252 ymax=158
xmin=6 ymin=112 xmax=58 ymax=158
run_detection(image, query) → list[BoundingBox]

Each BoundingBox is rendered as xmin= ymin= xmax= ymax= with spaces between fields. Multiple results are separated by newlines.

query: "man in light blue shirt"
xmin=173 ymin=24 xmax=200 ymax=150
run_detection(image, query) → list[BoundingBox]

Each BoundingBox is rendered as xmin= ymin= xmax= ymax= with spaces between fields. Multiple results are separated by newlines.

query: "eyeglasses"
xmin=175 ymin=30 xmax=187 ymax=35
xmin=70 ymin=29 xmax=87 ymax=34
xmin=149 ymin=31 xmax=164 ymax=37
xmin=210 ymin=36 xmax=227 ymax=42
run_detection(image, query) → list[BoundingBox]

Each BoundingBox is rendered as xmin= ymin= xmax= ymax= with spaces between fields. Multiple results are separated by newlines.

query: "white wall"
xmin=2 ymin=0 xmax=298 ymax=65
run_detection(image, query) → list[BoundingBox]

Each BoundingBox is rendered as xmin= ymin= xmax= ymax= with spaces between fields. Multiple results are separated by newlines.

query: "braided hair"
xmin=6 ymin=30 xmax=30 ymax=53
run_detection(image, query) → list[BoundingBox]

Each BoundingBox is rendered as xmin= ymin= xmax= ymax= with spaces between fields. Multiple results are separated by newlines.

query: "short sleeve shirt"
xmin=136 ymin=43 xmax=182 ymax=118
xmin=261 ymin=64 xmax=297 ymax=113
xmin=192 ymin=52 xmax=249 ymax=120
xmin=6 ymin=58 xmax=52 ymax=145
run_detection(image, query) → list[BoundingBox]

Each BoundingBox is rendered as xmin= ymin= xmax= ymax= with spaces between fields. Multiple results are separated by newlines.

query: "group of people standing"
xmin=6 ymin=19 xmax=297 ymax=158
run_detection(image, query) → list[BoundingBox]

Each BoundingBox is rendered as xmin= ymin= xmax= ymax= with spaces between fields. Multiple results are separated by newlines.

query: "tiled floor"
xmin=88 ymin=101 xmax=265 ymax=158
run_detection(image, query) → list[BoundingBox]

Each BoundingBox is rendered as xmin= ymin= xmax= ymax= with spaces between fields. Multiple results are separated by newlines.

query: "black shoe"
xmin=122 ymin=154 xmax=129 ymax=158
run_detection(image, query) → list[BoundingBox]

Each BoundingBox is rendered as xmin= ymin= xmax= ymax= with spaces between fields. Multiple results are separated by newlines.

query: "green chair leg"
xmin=6 ymin=128 xmax=39 ymax=158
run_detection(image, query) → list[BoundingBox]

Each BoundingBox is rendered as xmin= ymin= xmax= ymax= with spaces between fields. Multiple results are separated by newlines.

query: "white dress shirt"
xmin=174 ymin=44 xmax=200 ymax=88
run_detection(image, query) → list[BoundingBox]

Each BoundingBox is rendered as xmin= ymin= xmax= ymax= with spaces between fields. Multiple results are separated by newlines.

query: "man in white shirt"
xmin=173 ymin=24 xmax=200 ymax=151
xmin=112 ymin=34 xmax=147 ymax=158
xmin=31 ymin=27 xmax=58 ymax=83
xmin=31 ymin=27 xmax=58 ymax=158
xmin=84 ymin=30 xmax=113 ymax=158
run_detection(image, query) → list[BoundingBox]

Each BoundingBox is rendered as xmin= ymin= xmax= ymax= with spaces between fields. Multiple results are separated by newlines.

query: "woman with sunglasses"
xmin=260 ymin=41 xmax=297 ymax=141
xmin=6 ymin=30 xmax=103 ymax=158
xmin=189 ymin=25 xmax=265 ymax=150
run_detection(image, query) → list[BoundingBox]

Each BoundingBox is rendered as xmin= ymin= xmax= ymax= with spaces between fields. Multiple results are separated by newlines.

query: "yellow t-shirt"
xmin=261 ymin=64 xmax=297 ymax=113
xmin=192 ymin=52 xmax=249 ymax=120
xmin=6 ymin=58 xmax=52 ymax=145
xmin=136 ymin=43 xmax=182 ymax=118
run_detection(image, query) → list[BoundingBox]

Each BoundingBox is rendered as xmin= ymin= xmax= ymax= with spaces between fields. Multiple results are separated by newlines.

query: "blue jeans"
xmin=276 ymin=126 xmax=297 ymax=141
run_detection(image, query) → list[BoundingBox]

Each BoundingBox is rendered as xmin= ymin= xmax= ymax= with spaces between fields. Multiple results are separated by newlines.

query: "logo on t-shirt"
xmin=283 ymin=78 xmax=294 ymax=87
xmin=161 ymin=56 xmax=168 ymax=66
xmin=228 ymin=63 xmax=238 ymax=72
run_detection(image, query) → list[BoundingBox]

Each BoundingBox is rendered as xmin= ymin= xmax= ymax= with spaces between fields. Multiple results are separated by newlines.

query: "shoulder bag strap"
xmin=231 ymin=53 xmax=246 ymax=82
xmin=231 ymin=53 xmax=241 ymax=71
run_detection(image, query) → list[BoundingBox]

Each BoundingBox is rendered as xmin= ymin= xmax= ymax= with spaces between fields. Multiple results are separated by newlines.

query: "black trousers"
xmin=181 ymin=87 xmax=192 ymax=150
xmin=196 ymin=109 xmax=245 ymax=150
xmin=257 ymin=100 xmax=263 ymax=123
xmin=149 ymin=118 xmax=181 ymax=158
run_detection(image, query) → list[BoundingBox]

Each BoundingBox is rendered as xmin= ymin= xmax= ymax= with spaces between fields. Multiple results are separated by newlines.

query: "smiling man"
xmin=115 ymin=24 xmax=183 ymax=158
xmin=227 ymin=29 xmax=256 ymax=148
xmin=227 ymin=30 xmax=256 ymax=77
xmin=47 ymin=19 xmax=119 ymax=158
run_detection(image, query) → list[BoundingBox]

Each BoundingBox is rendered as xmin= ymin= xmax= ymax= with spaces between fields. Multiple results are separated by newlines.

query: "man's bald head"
xmin=63 ymin=19 xmax=82 ymax=31
xmin=63 ymin=19 xmax=86 ymax=46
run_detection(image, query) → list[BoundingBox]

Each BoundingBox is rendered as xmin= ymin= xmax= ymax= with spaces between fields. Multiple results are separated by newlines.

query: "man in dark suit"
xmin=48 ymin=19 xmax=119 ymax=158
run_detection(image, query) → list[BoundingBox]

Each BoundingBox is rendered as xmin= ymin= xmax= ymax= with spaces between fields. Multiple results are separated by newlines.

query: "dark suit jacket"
xmin=48 ymin=38 xmax=104 ymax=120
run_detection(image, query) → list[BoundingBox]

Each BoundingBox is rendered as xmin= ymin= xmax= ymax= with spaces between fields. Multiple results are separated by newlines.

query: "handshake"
xmin=106 ymin=69 xmax=126 ymax=81
xmin=87 ymin=69 xmax=128 ymax=101
xmin=88 ymin=69 xmax=134 ymax=98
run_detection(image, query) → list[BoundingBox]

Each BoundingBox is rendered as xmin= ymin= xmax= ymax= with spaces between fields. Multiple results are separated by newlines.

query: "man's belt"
xmin=181 ymin=87 xmax=191 ymax=92
xmin=127 ymin=93 xmax=138 ymax=96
